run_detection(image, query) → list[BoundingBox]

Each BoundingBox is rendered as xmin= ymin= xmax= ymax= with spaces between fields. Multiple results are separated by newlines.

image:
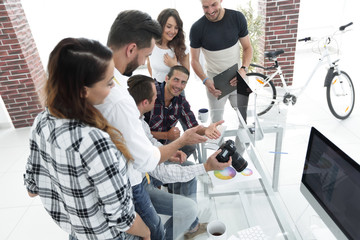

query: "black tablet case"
xmin=213 ymin=63 xmax=238 ymax=100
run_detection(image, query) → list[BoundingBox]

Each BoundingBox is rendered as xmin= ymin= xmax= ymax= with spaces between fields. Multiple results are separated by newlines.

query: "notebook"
xmin=213 ymin=63 xmax=238 ymax=100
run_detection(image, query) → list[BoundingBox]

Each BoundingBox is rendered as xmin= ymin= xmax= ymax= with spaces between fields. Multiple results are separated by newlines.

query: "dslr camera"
xmin=216 ymin=139 xmax=248 ymax=172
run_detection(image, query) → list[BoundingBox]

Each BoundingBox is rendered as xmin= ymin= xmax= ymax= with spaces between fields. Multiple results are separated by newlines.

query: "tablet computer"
xmin=213 ymin=63 xmax=238 ymax=100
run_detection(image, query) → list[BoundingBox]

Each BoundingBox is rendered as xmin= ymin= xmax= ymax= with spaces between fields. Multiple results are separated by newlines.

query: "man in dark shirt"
xmin=190 ymin=0 xmax=253 ymax=156
xmin=145 ymin=65 xmax=223 ymax=157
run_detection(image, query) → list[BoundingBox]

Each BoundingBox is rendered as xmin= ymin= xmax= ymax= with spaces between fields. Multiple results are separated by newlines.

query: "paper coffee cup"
xmin=207 ymin=220 xmax=227 ymax=240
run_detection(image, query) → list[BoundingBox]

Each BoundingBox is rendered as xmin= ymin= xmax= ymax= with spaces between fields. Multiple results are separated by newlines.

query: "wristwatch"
xmin=241 ymin=65 xmax=248 ymax=73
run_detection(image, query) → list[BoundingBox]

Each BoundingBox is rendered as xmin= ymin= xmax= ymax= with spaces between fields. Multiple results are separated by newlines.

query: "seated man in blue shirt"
xmin=145 ymin=65 xmax=223 ymax=157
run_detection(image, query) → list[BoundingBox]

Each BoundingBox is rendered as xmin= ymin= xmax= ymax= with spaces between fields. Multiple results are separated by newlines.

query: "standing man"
xmin=96 ymin=10 xmax=208 ymax=240
xmin=190 ymin=0 xmax=253 ymax=128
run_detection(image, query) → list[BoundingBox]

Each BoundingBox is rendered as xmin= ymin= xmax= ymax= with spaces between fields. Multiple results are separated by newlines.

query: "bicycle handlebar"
xmin=339 ymin=22 xmax=353 ymax=31
xmin=298 ymin=22 xmax=353 ymax=42
xmin=298 ymin=37 xmax=311 ymax=42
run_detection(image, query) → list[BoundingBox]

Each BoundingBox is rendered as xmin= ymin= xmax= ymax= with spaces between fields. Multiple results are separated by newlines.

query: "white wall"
xmin=0 ymin=0 xmax=249 ymax=126
xmin=0 ymin=96 xmax=12 ymax=127
xmin=19 ymin=0 xmax=358 ymax=81
xmin=20 ymin=0 xmax=251 ymax=67
xmin=2 ymin=0 xmax=358 ymax=125
xmin=293 ymin=0 xmax=359 ymax=113
xmin=295 ymin=0 xmax=359 ymax=81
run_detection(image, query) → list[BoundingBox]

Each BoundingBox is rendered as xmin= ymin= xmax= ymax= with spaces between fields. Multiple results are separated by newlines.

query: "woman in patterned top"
xmin=24 ymin=38 xmax=150 ymax=240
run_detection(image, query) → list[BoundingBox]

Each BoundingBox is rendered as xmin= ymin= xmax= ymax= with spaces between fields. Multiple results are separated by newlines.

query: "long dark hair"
xmin=157 ymin=8 xmax=187 ymax=63
xmin=46 ymin=37 xmax=132 ymax=161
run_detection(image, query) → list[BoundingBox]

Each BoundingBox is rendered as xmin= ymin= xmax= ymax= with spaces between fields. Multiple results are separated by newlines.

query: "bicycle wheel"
xmin=246 ymin=72 xmax=277 ymax=116
xmin=326 ymin=71 xmax=355 ymax=119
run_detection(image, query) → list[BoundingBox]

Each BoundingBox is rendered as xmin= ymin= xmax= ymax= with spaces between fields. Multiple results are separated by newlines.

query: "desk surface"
xmin=172 ymin=124 xmax=339 ymax=240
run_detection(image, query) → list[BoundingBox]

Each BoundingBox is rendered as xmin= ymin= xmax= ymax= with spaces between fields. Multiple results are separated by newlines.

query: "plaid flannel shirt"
xmin=144 ymin=81 xmax=198 ymax=144
xmin=24 ymin=109 xmax=136 ymax=240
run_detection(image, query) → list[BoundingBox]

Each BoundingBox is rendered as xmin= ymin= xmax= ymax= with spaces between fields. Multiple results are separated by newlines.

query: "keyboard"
xmin=236 ymin=226 xmax=268 ymax=240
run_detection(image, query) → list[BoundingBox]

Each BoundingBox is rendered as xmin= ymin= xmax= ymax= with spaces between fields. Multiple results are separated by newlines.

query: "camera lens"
xmin=231 ymin=151 xmax=248 ymax=172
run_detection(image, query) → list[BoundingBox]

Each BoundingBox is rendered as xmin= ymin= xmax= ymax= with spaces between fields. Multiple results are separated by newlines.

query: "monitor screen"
xmin=301 ymin=127 xmax=360 ymax=240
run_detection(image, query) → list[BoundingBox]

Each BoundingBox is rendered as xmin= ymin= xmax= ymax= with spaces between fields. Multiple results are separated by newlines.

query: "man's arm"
xmin=150 ymin=149 xmax=232 ymax=183
xmin=203 ymin=150 xmax=232 ymax=172
xmin=27 ymin=191 xmax=38 ymax=197
xmin=151 ymin=126 xmax=180 ymax=142
xmin=180 ymin=53 xmax=190 ymax=72
xmin=142 ymin=116 xmax=206 ymax=165
xmin=229 ymin=35 xmax=253 ymax=86
xmin=196 ymin=120 xmax=224 ymax=139
xmin=239 ymin=35 xmax=253 ymax=78
xmin=190 ymin=47 xmax=206 ymax=80
xmin=96 ymin=86 xmax=160 ymax=173
xmin=190 ymin=47 xmax=221 ymax=98
xmin=157 ymin=125 xmax=207 ymax=163
xmin=126 ymin=214 xmax=151 ymax=239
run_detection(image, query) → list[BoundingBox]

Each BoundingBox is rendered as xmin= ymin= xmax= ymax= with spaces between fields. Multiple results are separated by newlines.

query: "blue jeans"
xmin=145 ymin=174 xmax=199 ymax=240
xmin=132 ymin=183 xmax=165 ymax=240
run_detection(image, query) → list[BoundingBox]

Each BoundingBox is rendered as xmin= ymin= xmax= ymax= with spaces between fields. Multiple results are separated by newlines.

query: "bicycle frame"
xmin=254 ymin=38 xmax=340 ymax=100
xmin=249 ymin=22 xmax=354 ymax=119
xmin=296 ymin=42 xmax=339 ymax=97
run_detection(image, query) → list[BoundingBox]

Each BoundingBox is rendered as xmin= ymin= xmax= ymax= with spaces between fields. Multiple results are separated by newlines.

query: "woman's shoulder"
xmin=77 ymin=125 xmax=119 ymax=153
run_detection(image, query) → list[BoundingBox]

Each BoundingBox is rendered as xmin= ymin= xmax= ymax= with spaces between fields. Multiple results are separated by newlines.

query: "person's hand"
xmin=238 ymin=68 xmax=247 ymax=80
xmin=164 ymin=53 xmax=178 ymax=67
xmin=167 ymin=127 xmax=180 ymax=140
xmin=229 ymin=76 xmax=237 ymax=87
xmin=204 ymin=79 xmax=221 ymax=98
xmin=142 ymin=235 xmax=151 ymax=240
xmin=181 ymin=125 xmax=207 ymax=145
xmin=169 ymin=150 xmax=187 ymax=164
xmin=204 ymin=120 xmax=224 ymax=139
xmin=204 ymin=149 xmax=232 ymax=172
xmin=142 ymin=226 xmax=151 ymax=240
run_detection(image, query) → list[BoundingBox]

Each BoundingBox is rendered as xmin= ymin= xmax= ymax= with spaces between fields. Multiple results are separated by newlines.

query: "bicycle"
xmin=246 ymin=22 xmax=355 ymax=119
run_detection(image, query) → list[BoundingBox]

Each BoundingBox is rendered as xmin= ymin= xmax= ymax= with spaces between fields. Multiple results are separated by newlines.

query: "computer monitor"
xmin=300 ymin=127 xmax=360 ymax=240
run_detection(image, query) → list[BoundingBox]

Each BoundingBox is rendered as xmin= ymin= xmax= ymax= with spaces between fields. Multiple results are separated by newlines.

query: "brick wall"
xmin=257 ymin=0 xmax=300 ymax=86
xmin=0 ymin=0 xmax=45 ymax=128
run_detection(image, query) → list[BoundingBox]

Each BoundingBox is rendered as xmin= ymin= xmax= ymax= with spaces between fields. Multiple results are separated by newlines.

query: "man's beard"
xmin=206 ymin=7 xmax=223 ymax=22
xmin=123 ymin=55 xmax=139 ymax=77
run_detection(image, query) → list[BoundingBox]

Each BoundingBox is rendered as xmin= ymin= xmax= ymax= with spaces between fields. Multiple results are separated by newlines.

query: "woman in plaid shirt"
xmin=24 ymin=38 xmax=150 ymax=240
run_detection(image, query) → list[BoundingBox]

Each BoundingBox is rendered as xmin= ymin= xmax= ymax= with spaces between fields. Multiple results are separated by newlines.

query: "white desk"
xmin=200 ymin=125 xmax=284 ymax=191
